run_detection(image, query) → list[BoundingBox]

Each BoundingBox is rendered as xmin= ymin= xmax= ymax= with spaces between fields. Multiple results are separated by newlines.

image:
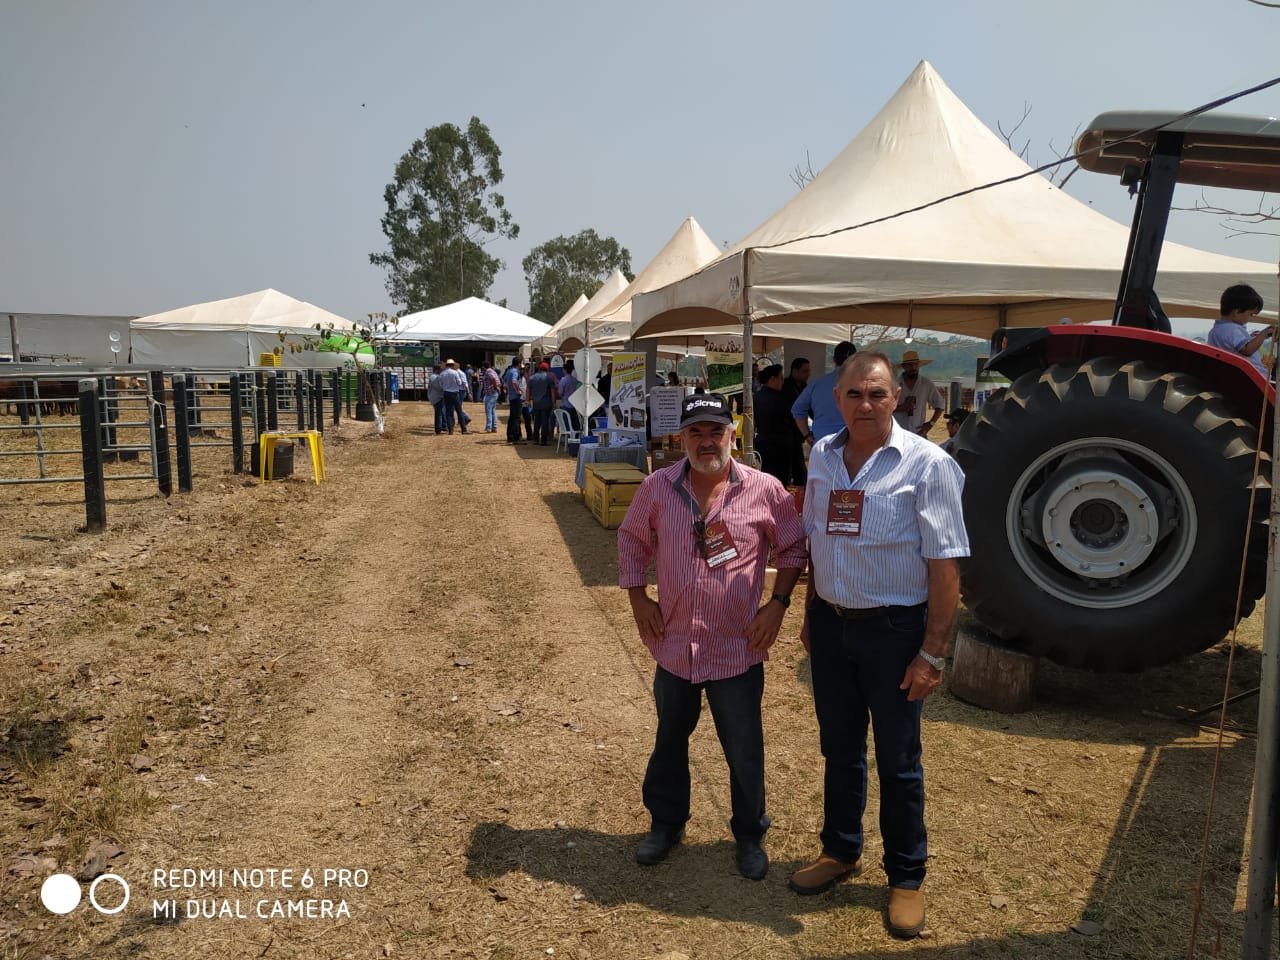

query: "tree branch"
xmin=790 ymin=150 xmax=817 ymax=190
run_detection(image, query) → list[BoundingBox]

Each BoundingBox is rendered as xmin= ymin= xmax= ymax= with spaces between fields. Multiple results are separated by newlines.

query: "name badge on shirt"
xmin=702 ymin=519 xmax=739 ymax=568
xmin=826 ymin=490 xmax=864 ymax=536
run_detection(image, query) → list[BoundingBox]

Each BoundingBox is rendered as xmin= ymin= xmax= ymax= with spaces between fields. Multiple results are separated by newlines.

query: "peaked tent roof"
xmin=388 ymin=297 xmax=549 ymax=344
xmin=533 ymin=293 xmax=589 ymax=355
xmin=131 ymin=289 xmax=354 ymax=367
xmin=554 ymin=269 xmax=629 ymax=351
xmin=132 ymin=288 xmax=349 ymax=333
xmin=632 ymin=61 xmax=1277 ymax=341
xmin=584 ymin=217 xmax=722 ymax=348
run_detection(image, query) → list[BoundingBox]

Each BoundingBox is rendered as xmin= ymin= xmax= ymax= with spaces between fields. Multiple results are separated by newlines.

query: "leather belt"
xmin=816 ymin=596 xmax=926 ymax=621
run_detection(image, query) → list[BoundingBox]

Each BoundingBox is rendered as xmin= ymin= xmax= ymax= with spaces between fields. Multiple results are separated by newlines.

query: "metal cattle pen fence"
xmin=0 ymin=366 xmax=345 ymax=531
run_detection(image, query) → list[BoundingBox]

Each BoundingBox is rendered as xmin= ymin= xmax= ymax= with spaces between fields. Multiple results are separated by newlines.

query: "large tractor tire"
xmin=953 ymin=357 xmax=1269 ymax=672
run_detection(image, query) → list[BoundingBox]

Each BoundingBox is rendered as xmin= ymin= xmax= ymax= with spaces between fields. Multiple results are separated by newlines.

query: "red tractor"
xmin=954 ymin=111 xmax=1279 ymax=671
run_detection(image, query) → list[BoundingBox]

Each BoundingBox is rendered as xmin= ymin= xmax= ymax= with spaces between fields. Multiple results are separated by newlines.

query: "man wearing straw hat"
xmin=893 ymin=350 xmax=944 ymax=437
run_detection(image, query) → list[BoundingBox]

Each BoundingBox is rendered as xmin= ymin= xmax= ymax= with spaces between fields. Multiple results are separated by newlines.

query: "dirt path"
xmin=0 ymin=401 xmax=1267 ymax=959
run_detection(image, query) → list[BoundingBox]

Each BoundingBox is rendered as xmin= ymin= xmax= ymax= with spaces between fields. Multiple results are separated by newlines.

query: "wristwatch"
xmin=770 ymin=593 xmax=792 ymax=609
xmin=917 ymin=648 xmax=945 ymax=670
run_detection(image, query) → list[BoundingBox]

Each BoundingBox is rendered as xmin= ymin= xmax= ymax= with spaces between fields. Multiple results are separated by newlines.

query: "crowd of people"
xmin=754 ymin=341 xmax=962 ymax=490
xmin=422 ymin=356 xmax=612 ymax=446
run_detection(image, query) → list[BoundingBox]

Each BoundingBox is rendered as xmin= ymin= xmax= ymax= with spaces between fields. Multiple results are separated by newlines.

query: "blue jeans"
xmin=642 ymin=664 xmax=769 ymax=842
xmin=443 ymin=391 xmax=466 ymax=432
xmin=483 ymin=393 xmax=498 ymax=431
xmin=506 ymin=400 xmax=524 ymax=442
xmin=532 ymin=405 xmax=553 ymax=443
xmin=432 ymin=399 xmax=448 ymax=433
xmin=808 ymin=598 xmax=928 ymax=888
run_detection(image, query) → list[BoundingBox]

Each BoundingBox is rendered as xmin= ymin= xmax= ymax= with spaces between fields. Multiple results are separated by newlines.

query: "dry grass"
xmin=0 ymin=401 xmax=1268 ymax=959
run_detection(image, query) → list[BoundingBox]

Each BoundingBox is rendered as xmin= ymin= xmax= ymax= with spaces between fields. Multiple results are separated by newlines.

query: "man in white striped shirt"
xmin=790 ymin=351 xmax=969 ymax=940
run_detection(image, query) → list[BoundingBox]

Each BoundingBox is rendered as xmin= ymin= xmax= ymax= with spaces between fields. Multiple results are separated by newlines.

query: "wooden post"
xmin=948 ymin=623 xmax=1037 ymax=713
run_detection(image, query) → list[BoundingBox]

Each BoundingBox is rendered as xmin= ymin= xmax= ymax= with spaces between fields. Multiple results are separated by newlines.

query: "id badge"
xmin=702 ymin=519 xmax=740 ymax=568
xmin=826 ymin=490 xmax=864 ymax=536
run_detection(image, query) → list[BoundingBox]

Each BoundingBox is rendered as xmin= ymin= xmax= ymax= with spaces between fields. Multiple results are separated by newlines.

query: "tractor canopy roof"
xmin=1076 ymin=110 xmax=1280 ymax=192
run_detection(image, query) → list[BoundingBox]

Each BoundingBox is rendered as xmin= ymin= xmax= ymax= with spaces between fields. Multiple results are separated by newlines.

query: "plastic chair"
xmin=553 ymin=408 xmax=581 ymax=453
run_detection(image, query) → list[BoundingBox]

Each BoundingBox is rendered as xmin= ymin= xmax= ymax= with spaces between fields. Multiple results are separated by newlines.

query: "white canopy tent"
xmin=584 ymin=217 xmax=721 ymax=350
xmin=388 ymin=297 xmax=549 ymax=345
xmin=131 ymin=289 xmax=353 ymax=368
xmin=632 ymin=60 xmax=1278 ymax=342
xmin=529 ymin=294 xmax=588 ymax=357
xmin=552 ymin=269 xmax=629 ymax=352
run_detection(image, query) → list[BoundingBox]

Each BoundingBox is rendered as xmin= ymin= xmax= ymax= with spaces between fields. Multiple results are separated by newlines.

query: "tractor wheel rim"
xmin=1007 ymin=437 xmax=1196 ymax=609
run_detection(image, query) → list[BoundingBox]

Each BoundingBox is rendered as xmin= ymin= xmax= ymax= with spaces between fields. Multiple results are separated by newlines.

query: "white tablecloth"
xmin=575 ymin=443 xmax=649 ymax=488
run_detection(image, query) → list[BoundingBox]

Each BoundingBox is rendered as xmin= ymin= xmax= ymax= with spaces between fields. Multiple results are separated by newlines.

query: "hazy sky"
xmin=3 ymin=1 xmax=1278 ymax=331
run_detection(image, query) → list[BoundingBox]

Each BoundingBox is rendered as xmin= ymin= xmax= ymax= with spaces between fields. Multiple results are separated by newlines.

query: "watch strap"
xmin=770 ymin=593 xmax=791 ymax=609
xmin=918 ymin=648 xmax=945 ymax=670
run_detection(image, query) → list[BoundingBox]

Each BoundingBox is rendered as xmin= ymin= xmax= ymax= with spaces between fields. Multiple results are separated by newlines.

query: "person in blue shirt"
xmin=1207 ymin=284 xmax=1271 ymax=376
xmin=791 ymin=341 xmax=857 ymax=447
xmin=502 ymin=360 xmax=526 ymax=443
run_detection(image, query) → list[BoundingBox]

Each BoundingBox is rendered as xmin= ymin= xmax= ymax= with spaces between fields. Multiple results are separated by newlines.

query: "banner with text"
xmin=705 ymin=335 xmax=744 ymax=395
xmin=648 ymin=386 xmax=685 ymax=437
xmin=608 ymin=352 xmax=648 ymax=434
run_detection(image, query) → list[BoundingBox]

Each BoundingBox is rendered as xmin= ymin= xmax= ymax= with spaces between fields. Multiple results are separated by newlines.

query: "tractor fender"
xmin=988 ymin=325 xmax=1274 ymax=439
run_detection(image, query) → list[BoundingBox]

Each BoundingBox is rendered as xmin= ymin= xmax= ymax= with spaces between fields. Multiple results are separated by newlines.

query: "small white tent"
xmin=532 ymin=294 xmax=589 ymax=356
xmin=553 ymin=270 xmax=629 ymax=352
xmin=131 ymin=289 xmax=352 ymax=367
xmin=632 ymin=61 xmax=1277 ymax=341
xmin=388 ymin=297 xmax=549 ymax=344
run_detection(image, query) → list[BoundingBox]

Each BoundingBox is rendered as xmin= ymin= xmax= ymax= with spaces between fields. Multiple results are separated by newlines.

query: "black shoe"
xmin=635 ymin=827 xmax=683 ymax=866
xmin=736 ymin=839 xmax=768 ymax=880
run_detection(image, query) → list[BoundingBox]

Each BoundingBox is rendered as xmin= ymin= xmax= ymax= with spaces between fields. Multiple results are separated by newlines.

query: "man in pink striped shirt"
xmin=618 ymin=393 xmax=807 ymax=880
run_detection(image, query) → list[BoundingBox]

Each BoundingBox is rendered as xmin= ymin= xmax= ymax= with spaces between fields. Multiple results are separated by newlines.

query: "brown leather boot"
xmin=787 ymin=853 xmax=862 ymax=895
xmin=887 ymin=886 xmax=925 ymax=938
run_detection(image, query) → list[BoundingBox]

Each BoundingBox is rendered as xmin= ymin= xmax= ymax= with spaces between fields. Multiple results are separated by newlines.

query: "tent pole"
xmin=741 ymin=253 xmax=754 ymax=461
xmin=8 ymin=315 xmax=19 ymax=362
xmin=1242 ymin=266 xmax=1280 ymax=959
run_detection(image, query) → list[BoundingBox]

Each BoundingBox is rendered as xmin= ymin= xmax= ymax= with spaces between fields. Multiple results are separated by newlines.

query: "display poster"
xmin=705 ymin=335 xmax=744 ymax=395
xmin=494 ymin=354 xmax=515 ymax=376
xmin=648 ymin=386 xmax=685 ymax=437
xmin=608 ymin=352 xmax=648 ymax=436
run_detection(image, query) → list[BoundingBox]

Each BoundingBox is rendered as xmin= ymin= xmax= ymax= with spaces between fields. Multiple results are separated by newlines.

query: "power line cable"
xmin=753 ymin=74 xmax=1280 ymax=253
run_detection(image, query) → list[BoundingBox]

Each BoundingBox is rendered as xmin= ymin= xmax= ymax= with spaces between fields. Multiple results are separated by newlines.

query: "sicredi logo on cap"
xmin=681 ymin=394 xmax=732 ymax=425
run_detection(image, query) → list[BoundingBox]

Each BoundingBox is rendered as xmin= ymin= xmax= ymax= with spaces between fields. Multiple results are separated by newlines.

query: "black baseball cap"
xmin=945 ymin=407 xmax=970 ymax=424
xmin=680 ymin=393 xmax=733 ymax=427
